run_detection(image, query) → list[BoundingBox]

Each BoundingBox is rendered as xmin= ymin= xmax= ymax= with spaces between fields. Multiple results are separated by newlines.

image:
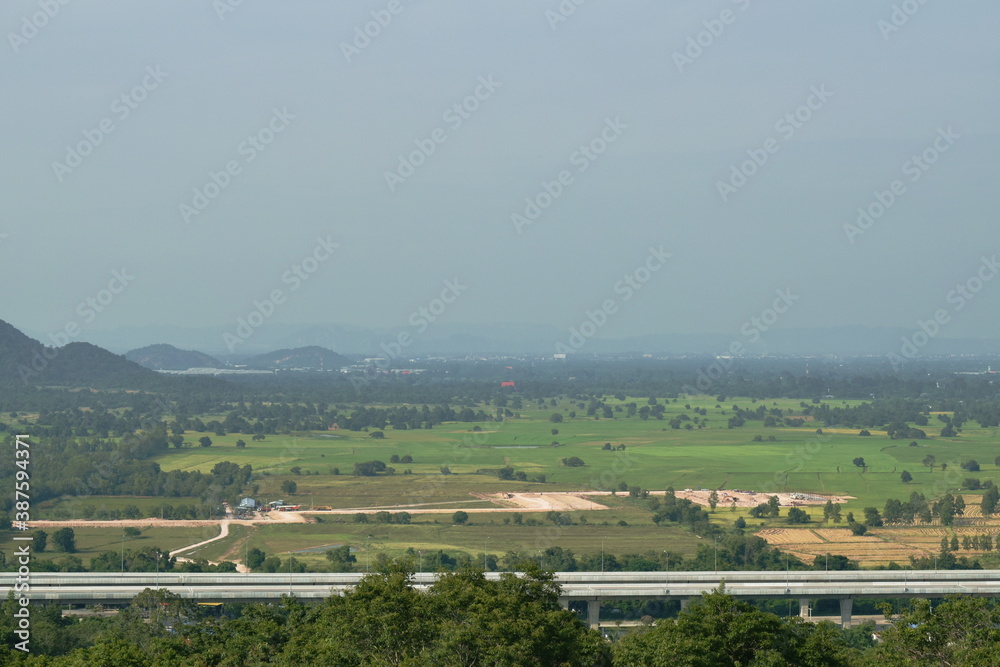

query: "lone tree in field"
xmin=982 ymin=484 xmax=1000 ymax=517
xmin=325 ymin=545 xmax=356 ymax=572
xmin=53 ymin=527 xmax=76 ymax=553
xmin=198 ymin=436 xmax=212 ymax=448
xmin=853 ymin=457 xmax=866 ymax=470
xmin=900 ymin=470 xmax=913 ymax=483
xmin=708 ymin=490 xmax=719 ymax=511
xmin=452 ymin=511 xmax=469 ymax=525
xmin=923 ymin=454 xmax=936 ymax=471
xmin=787 ymin=507 xmax=810 ymax=524
xmin=561 ymin=457 xmax=585 ymax=467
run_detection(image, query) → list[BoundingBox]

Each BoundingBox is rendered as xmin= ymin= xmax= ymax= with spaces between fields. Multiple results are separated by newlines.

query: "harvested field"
xmin=759 ymin=522 xmax=1000 ymax=566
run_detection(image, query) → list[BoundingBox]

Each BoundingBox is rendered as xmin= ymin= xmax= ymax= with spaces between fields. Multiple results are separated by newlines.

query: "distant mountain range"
xmin=0 ymin=321 xmax=358 ymax=389
xmin=33 ymin=321 xmax=1000 ymax=359
xmin=242 ymin=346 xmax=350 ymax=370
xmin=125 ymin=344 xmax=225 ymax=371
xmin=0 ymin=319 xmax=160 ymax=388
xmin=121 ymin=343 xmax=351 ymax=371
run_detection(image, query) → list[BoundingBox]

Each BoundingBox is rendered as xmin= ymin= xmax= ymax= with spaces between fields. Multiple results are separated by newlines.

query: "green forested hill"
xmin=126 ymin=343 xmax=225 ymax=370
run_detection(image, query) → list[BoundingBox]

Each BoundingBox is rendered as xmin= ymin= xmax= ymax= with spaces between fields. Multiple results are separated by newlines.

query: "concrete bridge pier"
xmin=679 ymin=598 xmax=691 ymax=612
xmin=839 ymin=598 xmax=854 ymax=629
xmin=799 ymin=599 xmax=810 ymax=619
xmin=587 ymin=599 xmax=601 ymax=630
xmin=559 ymin=598 xmax=569 ymax=610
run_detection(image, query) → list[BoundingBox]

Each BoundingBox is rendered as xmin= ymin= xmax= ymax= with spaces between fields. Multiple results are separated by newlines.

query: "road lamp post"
xmin=483 ymin=537 xmax=490 ymax=571
xmin=602 ymin=537 xmax=607 ymax=572
xmin=121 ymin=533 xmax=126 ymax=573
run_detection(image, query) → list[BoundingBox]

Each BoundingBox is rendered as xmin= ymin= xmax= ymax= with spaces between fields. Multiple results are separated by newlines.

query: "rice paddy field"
xmin=17 ymin=395 xmax=1000 ymax=567
xmin=147 ymin=395 xmax=1000 ymax=513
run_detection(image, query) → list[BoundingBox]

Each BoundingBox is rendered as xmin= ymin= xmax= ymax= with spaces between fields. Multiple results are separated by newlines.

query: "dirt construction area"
xmin=669 ymin=489 xmax=854 ymax=508
xmin=303 ymin=492 xmax=611 ymax=515
xmin=22 ymin=490 xmax=853 ymax=527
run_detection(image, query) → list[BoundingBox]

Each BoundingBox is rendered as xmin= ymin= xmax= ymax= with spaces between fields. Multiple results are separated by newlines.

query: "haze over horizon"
xmin=3 ymin=1 xmax=999 ymax=355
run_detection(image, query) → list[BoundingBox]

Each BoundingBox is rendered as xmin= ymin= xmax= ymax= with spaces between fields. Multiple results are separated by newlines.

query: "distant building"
xmin=238 ymin=497 xmax=258 ymax=510
xmin=501 ymin=381 xmax=516 ymax=388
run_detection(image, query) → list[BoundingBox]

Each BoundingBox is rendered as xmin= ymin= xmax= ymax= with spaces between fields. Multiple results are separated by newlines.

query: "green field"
xmin=36 ymin=495 xmax=204 ymax=520
xmin=0 ymin=525 xmax=222 ymax=567
xmin=149 ymin=395 xmax=1000 ymax=516
xmin=19 ymin=395 xmax=998 ymax=565
xmin=194 ymin=513 xmax=705 ymax=569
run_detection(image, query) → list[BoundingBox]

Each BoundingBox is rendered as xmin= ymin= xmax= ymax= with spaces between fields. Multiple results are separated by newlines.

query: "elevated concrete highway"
xmin=5 ymin=570 xmax=999 ymax=628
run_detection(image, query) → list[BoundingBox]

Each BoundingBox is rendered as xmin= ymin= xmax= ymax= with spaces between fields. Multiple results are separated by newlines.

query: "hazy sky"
xmin=2 ymin=0 xmax=999 ymax=350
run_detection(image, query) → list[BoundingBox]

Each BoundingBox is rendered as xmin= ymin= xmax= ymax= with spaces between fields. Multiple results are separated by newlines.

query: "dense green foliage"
xmin=2 ymin=571 xmax=1000 ymax=665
